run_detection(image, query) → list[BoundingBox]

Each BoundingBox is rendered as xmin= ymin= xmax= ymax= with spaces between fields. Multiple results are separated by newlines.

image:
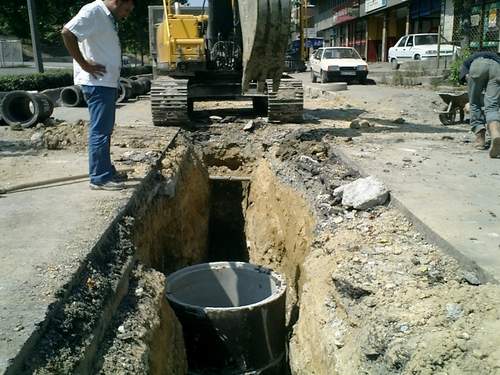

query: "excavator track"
xmin=267 ymin=78 xmax=304 ymax=123
xmin=151 ymin=77 xmax=189 ymax=127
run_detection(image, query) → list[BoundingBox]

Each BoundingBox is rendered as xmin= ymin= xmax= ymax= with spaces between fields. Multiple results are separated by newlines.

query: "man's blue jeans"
xmin=468 ymin=57 xmax=500 ymax=134
xmin=81 ymin=85 xmax=117 ymax=185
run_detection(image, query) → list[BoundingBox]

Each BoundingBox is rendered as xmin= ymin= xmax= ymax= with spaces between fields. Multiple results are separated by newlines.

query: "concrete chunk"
xmin=338 ymin=176 xmax=389 ymax=210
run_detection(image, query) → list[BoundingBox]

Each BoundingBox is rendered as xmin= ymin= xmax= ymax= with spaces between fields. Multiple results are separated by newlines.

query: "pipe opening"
xmin=60 ymin=86 xmax=84 ymax=107
xmin=5 ymin=95 xmax=35 ymax=123
xmin=1 ymin=91 xmax=53 ymax=127
xmin=167 ymin=262 xmax=284 ymax=309
xmin=166 ymin=262 xmax=287 ymax=374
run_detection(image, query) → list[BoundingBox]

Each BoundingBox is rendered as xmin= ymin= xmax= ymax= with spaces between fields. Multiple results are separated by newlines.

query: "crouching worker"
xmin=61 ymin=0 xmax=135 ymax=190
xmin=460 ymin=51 xmax=500 ymax=158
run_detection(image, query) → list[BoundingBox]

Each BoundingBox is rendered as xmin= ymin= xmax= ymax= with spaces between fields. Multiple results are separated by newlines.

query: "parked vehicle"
xmin=310 ymin=47 xmax=368 ymax=83
xmin=388 ymin=33 xmax=460 ymax=70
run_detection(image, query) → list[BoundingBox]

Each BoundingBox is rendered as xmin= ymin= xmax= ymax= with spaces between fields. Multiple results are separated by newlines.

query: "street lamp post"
xmin=27 ymin=0 xmax=44 ymax=73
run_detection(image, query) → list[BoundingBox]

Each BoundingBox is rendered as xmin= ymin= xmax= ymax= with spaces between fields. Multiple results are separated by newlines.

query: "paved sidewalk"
xmin=297 ymin=73 xmax=500 ymax=282
xmin=0 ymin=101 xmax=176 ymax=372
xmin=337 ymin=137 xmax=500 ymax=282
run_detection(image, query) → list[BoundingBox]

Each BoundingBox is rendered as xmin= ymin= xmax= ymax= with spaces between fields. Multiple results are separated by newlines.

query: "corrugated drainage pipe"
xmin=1 ymin=91 xmax=54 ymax=128
xmin=166 ymin=262 xmax=287 ymax=375
xmin=60 ymin=85 xmax=86 ymax=107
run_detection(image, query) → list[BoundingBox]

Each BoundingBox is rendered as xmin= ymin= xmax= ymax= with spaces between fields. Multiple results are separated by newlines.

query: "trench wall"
xmin=244 ymin=160 xmax=316 ymax=332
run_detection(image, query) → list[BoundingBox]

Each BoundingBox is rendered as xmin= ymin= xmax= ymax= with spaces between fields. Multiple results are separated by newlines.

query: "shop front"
xmin=331 ymin=1 xmax=361 ymax=46
xmin=470 ymin=0 xmax=500 ymax=51
xmin=361 ymin=0 xmax=410 ymax=61
xmin=409 ymin=0 xmax=442 ymax=33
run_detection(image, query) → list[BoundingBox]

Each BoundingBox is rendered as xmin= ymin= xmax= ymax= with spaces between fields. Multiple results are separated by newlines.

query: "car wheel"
xmin=414 ymin=54 xmax=421 ymax=60
xmin=311 ymin=70 xmax=317 ymax=83
xmin=391 ymin=58 xmax=400 ymax=70
xmin=320 ymin=70 xmax=328 ymax=84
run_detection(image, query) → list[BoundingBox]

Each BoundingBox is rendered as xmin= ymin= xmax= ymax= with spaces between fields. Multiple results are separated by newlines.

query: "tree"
xmin=0 ymin=0 xmax=182 ymax=58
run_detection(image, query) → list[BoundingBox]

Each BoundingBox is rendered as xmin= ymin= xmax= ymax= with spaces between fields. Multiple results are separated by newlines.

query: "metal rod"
xmin=27 ymin=0 xmax=44 ymax=73
xmin=437 ymin=24 xmax=441 ymax=69
xmin=0 ymin=169 xmax=133 ymax=195
xmin=299 ymin=0 xmax=305 ymax=63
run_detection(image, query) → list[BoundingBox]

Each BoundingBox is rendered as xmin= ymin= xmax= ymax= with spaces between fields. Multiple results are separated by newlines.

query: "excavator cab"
xmin=150 ymin=0 xmax=304 ymax=126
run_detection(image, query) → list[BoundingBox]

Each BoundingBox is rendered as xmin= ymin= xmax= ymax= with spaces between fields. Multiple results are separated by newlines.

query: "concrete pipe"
xmin=128 ymin=76 xmax=151 ymax=95
xmin=60 ymin=85 xmax=86 ymax=107
xmin=116 ymin=80 xmax=132 ymax=103
xmin=166 ymin=262 xmax=287 ymax=374
xmin=1 ymin=91 xmax=54 ymax=128
xmin=137 ymin=77 xmax=151 ymax=94
xmin=117 ymin=78 xmax=142 ymax=102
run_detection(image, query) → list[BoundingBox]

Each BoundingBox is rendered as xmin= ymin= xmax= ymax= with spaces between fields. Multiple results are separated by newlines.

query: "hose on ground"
xmin=0 ymin=168 xmax=133 ymax=194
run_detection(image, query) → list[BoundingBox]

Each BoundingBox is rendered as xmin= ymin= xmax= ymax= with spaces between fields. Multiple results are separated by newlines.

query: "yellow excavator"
xmin=150 ymin=0 xmax=304 ymax=126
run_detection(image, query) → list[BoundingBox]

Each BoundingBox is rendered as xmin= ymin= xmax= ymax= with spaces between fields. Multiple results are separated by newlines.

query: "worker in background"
xmin=61 ymin=0 xmax=135 ymax=190
xmin=460 ymin=51 xmax=500 ymax=158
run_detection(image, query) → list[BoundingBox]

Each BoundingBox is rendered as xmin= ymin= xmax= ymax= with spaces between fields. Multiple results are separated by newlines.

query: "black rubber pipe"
xmin=166 ymin=262 xmax=287 ymax=374
xmin=60 ymin=85 xmax=85 ymax=107
xmin=1 ymin=91 xmax=54 ymax=128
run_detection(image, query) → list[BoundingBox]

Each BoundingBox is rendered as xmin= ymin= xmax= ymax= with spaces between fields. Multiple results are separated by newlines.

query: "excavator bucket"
xmin=238 ymin=0 xmax=291 ymax=93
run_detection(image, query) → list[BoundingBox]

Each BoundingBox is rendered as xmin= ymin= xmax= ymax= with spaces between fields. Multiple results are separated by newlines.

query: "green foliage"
xmin=0 ymin=0 xmax=164 ymax=58
xmin=0 ymin=66 xmax=151 ymax=92
xmin=449 ymin=49 xmax=471 ymax=84
xmin=0 ymin=71 xmax=73 ymax=92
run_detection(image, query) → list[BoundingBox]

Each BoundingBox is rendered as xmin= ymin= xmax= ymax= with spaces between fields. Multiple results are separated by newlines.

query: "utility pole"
xmin=27 ymin=0 xmax=44 ymax=73
xmin=299 ymin=0 xmax=305 ymax=64
xmin=299 ymin=0 xmax=309 ymax=65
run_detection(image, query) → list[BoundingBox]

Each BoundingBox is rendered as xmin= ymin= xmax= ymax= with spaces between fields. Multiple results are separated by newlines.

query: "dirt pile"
xmin=30 ymin=120 xmax=88 ymax=150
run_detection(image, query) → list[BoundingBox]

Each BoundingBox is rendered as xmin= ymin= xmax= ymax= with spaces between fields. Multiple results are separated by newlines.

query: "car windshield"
xmin=415 ymin=35 xmax=438 ymax=45
xmin=323 ymin=48 xmax=361 ymax=59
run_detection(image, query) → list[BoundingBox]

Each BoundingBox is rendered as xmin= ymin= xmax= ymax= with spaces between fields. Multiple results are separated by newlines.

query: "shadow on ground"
xmin=0 ymin=140 xmax=39 ymax=157
xmin=305 ymin=108 xmax=366 ymax=122
xmin=304 ymin=107 xmax=469 ymax=137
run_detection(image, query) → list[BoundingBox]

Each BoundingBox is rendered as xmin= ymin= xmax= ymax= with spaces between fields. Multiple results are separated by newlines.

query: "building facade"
xmin=460 ymin=0 xmax=500 ymax=51
xmin=313 ymin=0 xmax=447 ymax=61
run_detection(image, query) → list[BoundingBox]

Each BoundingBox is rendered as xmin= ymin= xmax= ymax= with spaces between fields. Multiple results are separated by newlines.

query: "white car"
xmin=310 ymin=47 xmax=368 ymax=83
xmin=388 ymin=33 xmax=460 ymax=69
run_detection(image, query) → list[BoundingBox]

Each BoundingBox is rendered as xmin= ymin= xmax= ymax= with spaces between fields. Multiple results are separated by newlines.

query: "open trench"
xmin=14 ymin=124 xmax=500 ymax=375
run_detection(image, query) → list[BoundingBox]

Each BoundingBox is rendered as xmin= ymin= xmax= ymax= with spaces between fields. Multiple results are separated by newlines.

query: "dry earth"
xmin=1 ymin=86 xmax=499 ymax=374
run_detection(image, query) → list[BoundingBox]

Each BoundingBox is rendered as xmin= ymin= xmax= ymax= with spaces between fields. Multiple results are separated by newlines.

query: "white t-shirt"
xmin=65 ymin=0 xmax=121 ymax=88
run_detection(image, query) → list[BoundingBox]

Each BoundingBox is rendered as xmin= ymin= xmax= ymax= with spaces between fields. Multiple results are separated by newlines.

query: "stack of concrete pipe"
xmin=59 ymin=76 xmax=152 ymax=106
xmin=0 ymin=91 xmax=54 ymax=128
xmin=0 ymin=75 xmax=152 ymax=127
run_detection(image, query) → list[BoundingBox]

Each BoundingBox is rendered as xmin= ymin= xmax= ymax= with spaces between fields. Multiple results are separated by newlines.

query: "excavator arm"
xmin=238 ymin=0 xmax=291 ymax=93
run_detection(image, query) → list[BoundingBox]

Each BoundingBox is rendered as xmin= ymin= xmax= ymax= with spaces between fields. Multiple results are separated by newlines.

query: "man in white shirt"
xmin=61 ymin=0 xmax=135 ymax=190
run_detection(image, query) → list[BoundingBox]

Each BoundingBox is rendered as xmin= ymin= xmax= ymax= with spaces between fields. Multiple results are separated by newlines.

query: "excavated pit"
xmin=127 ymin=138 xmax=315 ymax=374
xmin=18 ymin=128 xmax=500 ymax=375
